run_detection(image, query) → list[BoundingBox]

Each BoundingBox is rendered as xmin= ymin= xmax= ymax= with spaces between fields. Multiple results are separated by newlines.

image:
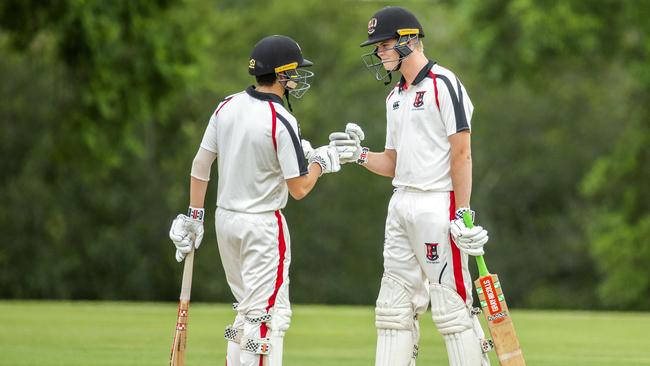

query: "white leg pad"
xmin=430 ymin=284 xmax=489 ymax=366
xmin=267 ymin=335 xmax=284 ymax=366
xmin=226 ymin=340 xmax=241 ymax=366
xmin=225 ymin=312 xmax=244 ymax=366
xmin=267 ymin=308 xmax=291 ymax=366
xmin=375 ymin=276 xmax=419 ymax=366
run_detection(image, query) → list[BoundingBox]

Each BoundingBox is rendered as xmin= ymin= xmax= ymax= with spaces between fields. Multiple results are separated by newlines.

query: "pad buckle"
xmin=242 ymin=337 xmax=271 ymax=355
xmin=480 ymin=339 xmax=494 ymax=353
xmin=224 ymin=325 xmax=242 ymax=343
xmin=412 ymin=344 xmax=419 ymax=360
xmin=244 ymin=313 xmax=272 ymax=324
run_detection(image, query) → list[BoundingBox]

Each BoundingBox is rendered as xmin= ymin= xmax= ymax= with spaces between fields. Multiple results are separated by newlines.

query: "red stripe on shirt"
xmin=269 ymin=101 xmax=277 ymax=151
xmin=449 ymin=191 xmax=467 ymax=302
xmin=214 ymin=97 xmax=233 ymax=116
xmin=386 ymin=89 xmax=396 ymax=102
xmin=428 ymin=71 xmax=440 ymax=110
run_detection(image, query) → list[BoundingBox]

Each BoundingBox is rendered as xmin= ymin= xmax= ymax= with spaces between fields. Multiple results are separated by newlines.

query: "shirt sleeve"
xmin=385 ymin=89 xmax=397 ymax=149
xmin=275 ymin=114 xmax=308 ymax=179
xmin=199 ymin=113 xmax=218 ymax=153
xmin=385 ymin=113 xmax=395 ymax=149
xmin=437 ymin=75 xmax=474 ymax=136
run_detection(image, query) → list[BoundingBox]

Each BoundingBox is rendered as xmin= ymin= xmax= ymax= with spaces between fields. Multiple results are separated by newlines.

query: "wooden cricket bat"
xmin=463 ymin=212 xmax=526 ymax=366
xmin=169 ymin=249 xmax=195 ymax=366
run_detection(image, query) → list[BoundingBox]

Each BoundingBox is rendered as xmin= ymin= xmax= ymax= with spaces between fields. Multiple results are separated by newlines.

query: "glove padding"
xmin=329 ymin=123 xmax=365 ymax=164
xmin=450 ymin=209 xmax=488 ymax=256
xmin=329 ymin=132 xmax=360 ymax=163
xmin=345 ymin=122 xmax=365 ymax=142
xmin=169 ymin=214 xmax=204 ymax=262
xmin=301 ymin=139 xmax=314 ymax=160
xmin=308 ymin=145 xmax=340 ymax=176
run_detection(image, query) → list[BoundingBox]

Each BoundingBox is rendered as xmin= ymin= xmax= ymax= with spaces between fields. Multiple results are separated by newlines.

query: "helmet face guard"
xmin=361 ymin=32 xmax=420 ymax=82
xmin=275 ymin=62 xmax=314 ymax=98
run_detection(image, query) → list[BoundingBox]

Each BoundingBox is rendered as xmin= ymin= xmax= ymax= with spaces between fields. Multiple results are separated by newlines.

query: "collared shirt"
xmin=200 ymin=86 xmax=307 ymax=213
xmin=385 ymin=60 xmax=474 ymax=191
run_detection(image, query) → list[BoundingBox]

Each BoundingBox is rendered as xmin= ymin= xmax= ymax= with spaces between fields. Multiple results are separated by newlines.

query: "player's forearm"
xmin=189 ymin=176 xmax=209 ymax=208
xmin=450 ymin=149 xmax=472 ymax=209
xmin=364 ymin=150 xmax=396 ymax=177
xmin=286 ymin=163 xmax=322 ymax=200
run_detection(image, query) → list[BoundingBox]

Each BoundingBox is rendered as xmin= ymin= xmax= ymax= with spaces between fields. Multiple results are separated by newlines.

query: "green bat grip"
xmin=462 ymin=210 xmax=490 ymax=277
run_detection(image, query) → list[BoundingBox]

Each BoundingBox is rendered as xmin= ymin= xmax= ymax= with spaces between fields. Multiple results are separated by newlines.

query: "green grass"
xmin=0 ymin=301 xmax=649 ymax=365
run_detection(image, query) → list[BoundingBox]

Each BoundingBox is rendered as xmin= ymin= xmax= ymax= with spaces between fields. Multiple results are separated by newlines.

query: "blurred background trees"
xmin=0 ymin=0 xmax=647 ymax=310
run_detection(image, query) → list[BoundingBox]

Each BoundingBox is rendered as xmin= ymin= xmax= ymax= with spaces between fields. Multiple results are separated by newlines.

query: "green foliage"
xmin=582 ymin=118 xmax=650 ymax=308
xmin=1 ymin=0 xmax=648 ymax=309
xmin=458 ymin=0 xmax=650 ymax=309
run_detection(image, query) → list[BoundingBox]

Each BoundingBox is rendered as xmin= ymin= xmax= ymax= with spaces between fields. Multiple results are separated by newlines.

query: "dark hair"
xmin=256 ymin=73 xmax=277 ymax=86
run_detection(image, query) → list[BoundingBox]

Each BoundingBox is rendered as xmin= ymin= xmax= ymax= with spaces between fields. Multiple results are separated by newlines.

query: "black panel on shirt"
xmin=399 ymin=59 xmax=436 ymax=91
xmin=275 ymin=113 xmax=309 ymax=176
xmin=245 ymin=85 xmax=285 ymax=106
xmin=434 ymin=74 xmax=470 ymax=133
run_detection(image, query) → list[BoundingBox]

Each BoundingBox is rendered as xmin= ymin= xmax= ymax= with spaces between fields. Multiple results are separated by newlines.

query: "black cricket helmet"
xmin=360 ymin=7 xmax=424 ymax=83
xmin=249 ymin=35 xmax=314 ymax=98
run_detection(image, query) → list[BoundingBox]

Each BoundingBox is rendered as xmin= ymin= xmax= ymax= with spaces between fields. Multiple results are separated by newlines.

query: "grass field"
xmin=0 ymin=301 xmax=649 ymax=366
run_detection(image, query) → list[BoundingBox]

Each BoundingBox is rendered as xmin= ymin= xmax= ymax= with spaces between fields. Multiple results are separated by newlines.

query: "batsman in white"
xmin=168 ymin=35 xmax=340 ymax=366
xmin=329 ymin=7 xmax=491 ymax=366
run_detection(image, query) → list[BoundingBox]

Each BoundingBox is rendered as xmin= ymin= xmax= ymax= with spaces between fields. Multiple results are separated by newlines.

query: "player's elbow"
xmin=289 ymin=187 xmax=308 ymax=200
xmin=287 ymin=182 xmax=310 ymax=200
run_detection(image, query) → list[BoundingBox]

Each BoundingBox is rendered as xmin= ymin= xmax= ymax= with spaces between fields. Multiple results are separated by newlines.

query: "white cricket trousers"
xmin=216 ymin=207 xmax=291 ymax=366
xmin=383 ymin=188 xmax=474 ymax=316
xmin=376 ymin=189 xmax=488 ymax=366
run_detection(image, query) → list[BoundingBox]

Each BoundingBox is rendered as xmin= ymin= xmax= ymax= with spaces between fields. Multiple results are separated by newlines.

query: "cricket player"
xmin=169 ymin=35 xmax=340 ymax=366
xmin=330 ymin=7 xmax=491 ymax=366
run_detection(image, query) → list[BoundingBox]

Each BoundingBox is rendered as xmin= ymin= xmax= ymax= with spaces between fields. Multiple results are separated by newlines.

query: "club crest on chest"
xmin=413 ymin=91 xmax=426 ymax=108
xmin=425 ymin=242 xmax=439 ymax=262
xmin=392 ymin=100 xmax=400 ymax=110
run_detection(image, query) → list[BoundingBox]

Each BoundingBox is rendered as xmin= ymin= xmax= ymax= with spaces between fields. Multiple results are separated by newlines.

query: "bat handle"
xmin=461 ymin=210 xmax=490 ymax=277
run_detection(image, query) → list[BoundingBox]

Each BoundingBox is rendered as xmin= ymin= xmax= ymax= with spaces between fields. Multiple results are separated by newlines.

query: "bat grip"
xmin=461 ymin=211 xmax=490 ymax=277
xmin=179 ymin=249 xmax=195 ymax=301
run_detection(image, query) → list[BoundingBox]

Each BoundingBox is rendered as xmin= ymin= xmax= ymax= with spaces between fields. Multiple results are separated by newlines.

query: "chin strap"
xmin=383 ymin=59 xmax=403 ymax=86
xmin=284 ymin=88 xmax=293 ymax=112
xmin=383 ymin=72 xmax=393 ymax=86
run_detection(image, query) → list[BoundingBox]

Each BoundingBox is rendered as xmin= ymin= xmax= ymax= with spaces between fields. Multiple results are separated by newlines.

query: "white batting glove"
xmin=308 ymin=145 xmax=340 ymax=176
xmin=301 ymin=139 xmax=314 ymax=160
xmin=169 ymin=207 xmax=205 ymax=262
xmin=329 ymin=132 xmax=360 ymax=164
xmin=450 ymin=208 xmax=488 ymax=256
xmin=345 ymin=122 xmax=365 ymax=143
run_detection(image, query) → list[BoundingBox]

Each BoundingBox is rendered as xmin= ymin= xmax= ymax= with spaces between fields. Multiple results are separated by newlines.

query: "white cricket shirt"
xmin=385 ymin=60 xmax=474 ymax=191
xmin=200 ymin=86 xmax=308 ymax=213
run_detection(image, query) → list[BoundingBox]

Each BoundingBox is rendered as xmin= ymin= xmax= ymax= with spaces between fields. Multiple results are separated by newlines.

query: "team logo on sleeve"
xmin=413 ymin=91 xmax=426 ymax=108
xmin=425 ymin=242 xmax=439 ymax=262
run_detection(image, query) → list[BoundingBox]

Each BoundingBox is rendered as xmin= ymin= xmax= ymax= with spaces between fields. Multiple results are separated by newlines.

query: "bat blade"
xmin=169 ymin=250 xmax=195 ymax=366
xmin=170 ymin=300 xmax=190 ymax=366
xmin=475 ymin=273 xmax=526 ymax=366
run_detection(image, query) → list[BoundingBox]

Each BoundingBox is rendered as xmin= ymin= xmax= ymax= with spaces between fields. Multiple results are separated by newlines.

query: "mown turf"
xmin=0 ymin=301 xmax=649 ymax=365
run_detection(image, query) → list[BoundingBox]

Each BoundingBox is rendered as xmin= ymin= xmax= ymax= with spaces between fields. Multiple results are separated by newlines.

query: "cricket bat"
xmin=462 ymin=212 xmax=526 ymax=366
xmin=169 ymin=249 xmax=195 ymax=366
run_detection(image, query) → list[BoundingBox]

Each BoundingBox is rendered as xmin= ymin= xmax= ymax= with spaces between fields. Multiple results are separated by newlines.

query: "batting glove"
xmin=301 ymin=139 xmax=314 ymax=160
xmin=450 ymin=208 xmax=489 ymax=256
xmin=329 ymin=132 xmax=360 ymax=164
xmin=345 ymin=122 xmax=365 ymax=143
xmin=308 ymin=145 xmax=340 ymax=176
xmin=329 ymin=123 xmax=368 ymax=164
xmin=169 ymin=207 xmax=205 ymax=262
